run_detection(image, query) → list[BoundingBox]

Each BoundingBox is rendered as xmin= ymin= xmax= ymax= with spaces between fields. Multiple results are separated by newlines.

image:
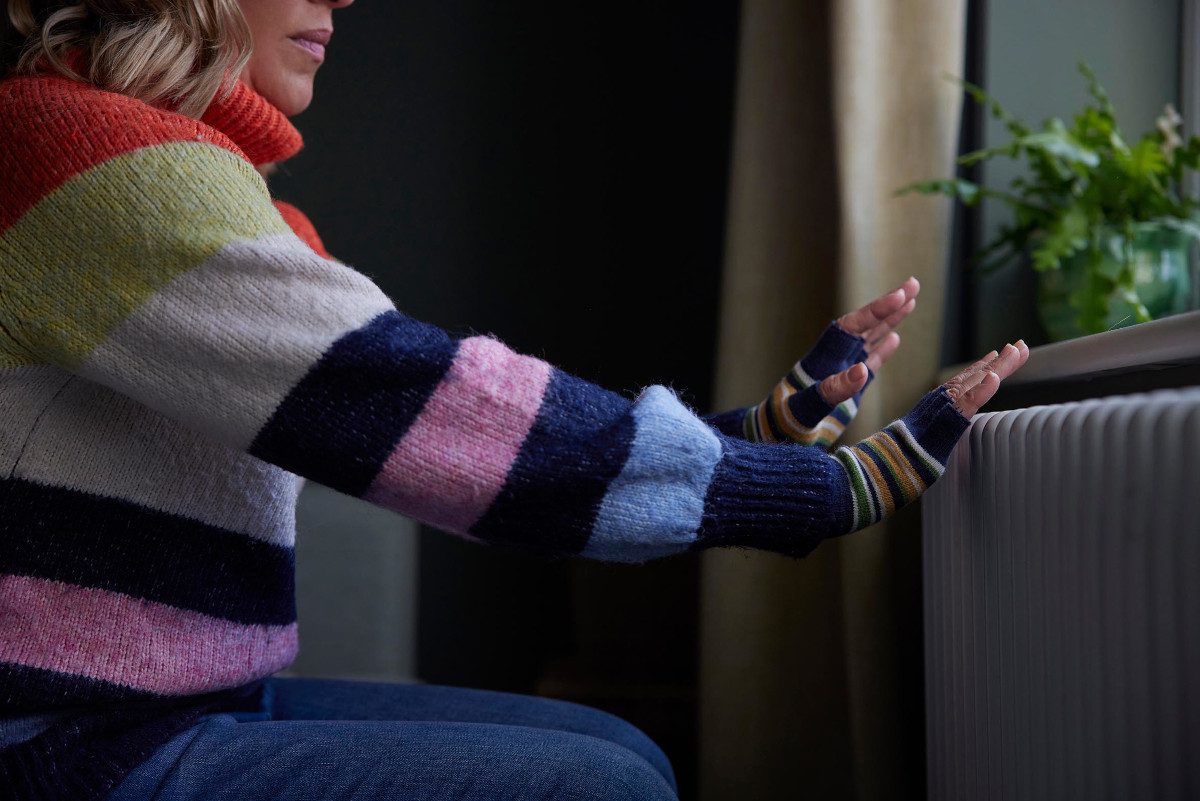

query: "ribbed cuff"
xmin=692 ymin=435 xmax=852 ymax=559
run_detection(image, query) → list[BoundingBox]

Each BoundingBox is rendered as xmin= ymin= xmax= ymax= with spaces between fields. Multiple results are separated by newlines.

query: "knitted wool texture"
xmin=740 ymin=321 xmax=875 ymax=447
xmin=0 ymin=71 xmax=970 ymax=799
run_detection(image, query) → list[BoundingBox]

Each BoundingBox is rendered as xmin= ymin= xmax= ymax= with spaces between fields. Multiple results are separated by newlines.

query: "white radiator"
xmin=922 ymin=386 xmax=1200 ymax=801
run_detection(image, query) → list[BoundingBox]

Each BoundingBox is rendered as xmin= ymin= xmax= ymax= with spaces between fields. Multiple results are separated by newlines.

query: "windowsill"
xmin=940 ymin=309 xmax=1200 ymax=409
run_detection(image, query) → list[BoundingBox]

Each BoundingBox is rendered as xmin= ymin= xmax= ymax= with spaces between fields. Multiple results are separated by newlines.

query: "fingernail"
xmin=1016 ymin=338 xmax=1027 ymax=348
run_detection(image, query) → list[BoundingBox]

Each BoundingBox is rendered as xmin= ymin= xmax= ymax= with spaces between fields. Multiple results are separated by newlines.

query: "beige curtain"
xmin=698 ymin=2 xmax=965 ymax=799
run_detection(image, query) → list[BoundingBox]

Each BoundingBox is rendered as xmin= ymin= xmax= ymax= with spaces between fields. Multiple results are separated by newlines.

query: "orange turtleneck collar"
xmin=200 ymin=80 xmax=304 ymax=167
xmin=53 ymin=48 xmax=302 ymax=167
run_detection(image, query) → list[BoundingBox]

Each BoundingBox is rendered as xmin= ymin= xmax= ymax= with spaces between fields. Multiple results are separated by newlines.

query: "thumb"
xmin=818 ymin=363 xmax=868 ymax=406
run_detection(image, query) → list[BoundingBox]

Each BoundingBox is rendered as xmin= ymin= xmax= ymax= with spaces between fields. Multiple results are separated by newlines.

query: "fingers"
xmin=864 ymin=332 xmax=899 ymax=372
xmin=943 ymin=339 xmax=1030 ymax=418
xmin=864 ymin=297 xmax=917 ymax=345
xmin=838 ymin=288 xmax=906 ymax=335
xmin=943 ymin=349 xmax=997 ymax=406
xmin=987 ymin=340 xmax=1029 ymax=381
xmin=838 ymin=276 xmax=920 ymax=335
xmin=956 ymin=371 xmax=1001 ymax=417
xmin=817 ymin=362 xmax=869 ymax=406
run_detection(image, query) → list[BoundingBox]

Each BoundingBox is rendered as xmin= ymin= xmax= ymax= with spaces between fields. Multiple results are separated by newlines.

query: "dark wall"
xmin=271 ymin=5 xmax=741 ymax=798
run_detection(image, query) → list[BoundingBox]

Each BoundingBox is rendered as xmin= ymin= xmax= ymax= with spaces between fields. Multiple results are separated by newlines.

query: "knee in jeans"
xmin=542 ymin=699 xmax=675 ymax=790
xmin=561 ymin=737 xmax=678 ymax=801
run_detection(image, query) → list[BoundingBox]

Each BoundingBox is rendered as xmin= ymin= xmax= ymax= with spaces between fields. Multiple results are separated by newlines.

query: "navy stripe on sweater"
xmin=0 ymin=679 xmax=263 ymax=801
xmin=470 ymin=369 xmax=636 ymax=553
xmin=700 ymin=408 xmax=747 ymax=438
xmin=251 ymin=310 xmax=460 ymax=497
xmin=693 ymin=435 xmax=853 ymax=557
xmin=0 ymin=663 xmax=156 ymax=713
xmin=0 ymin=478 xmax=295 ymax=625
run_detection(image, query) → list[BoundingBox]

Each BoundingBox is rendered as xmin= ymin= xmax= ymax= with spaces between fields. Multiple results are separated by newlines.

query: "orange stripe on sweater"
xmin=273 ymin=201 xmax=332 ymax=259
xmin=0 ymin=75 xmax=245 ymax=235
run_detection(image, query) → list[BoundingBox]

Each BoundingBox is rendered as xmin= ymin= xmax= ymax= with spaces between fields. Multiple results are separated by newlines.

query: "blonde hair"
xmin=2 ymin=0 xmax=251 ymax=117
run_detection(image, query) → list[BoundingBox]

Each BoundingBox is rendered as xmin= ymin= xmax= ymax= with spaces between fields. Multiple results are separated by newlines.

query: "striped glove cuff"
xmin=832 ymin=386 xmax=970 ymax=531
xmin=744 ymin=321 xmax=872 ymax=447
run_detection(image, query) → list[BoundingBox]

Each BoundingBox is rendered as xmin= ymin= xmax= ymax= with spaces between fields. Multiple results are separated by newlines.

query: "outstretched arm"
xmin=0 ymin=136 xmax=1024 ymax=564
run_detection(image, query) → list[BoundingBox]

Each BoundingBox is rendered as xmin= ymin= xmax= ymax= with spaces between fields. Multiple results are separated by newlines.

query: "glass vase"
xmin=1036 ymin=222 xmax=1194 ymax=342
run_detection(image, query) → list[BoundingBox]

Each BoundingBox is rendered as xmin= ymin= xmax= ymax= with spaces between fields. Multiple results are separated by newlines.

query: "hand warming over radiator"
xmin=821 ymin=338 xmax=1028 ymax=532
xmin=942 ymin=341 xmax=1030 ymax=417
xmin=740 ymin=277 xmax=919 ymax=445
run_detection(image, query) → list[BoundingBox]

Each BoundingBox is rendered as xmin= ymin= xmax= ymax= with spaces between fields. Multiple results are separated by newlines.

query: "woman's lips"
xmin=289 ymin=30 xmax=332 ymax=62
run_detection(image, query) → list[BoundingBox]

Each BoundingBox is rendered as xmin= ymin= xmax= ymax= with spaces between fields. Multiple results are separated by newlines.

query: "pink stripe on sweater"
xmin=365 ymin=336 xmax=552 ymax=534
xmin=0 ymin=574 xmax=296 ymax=695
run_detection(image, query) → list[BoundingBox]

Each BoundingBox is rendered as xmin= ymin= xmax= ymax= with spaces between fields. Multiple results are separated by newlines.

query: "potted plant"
xmin=901 ymin=63 xmax=1199 ymax=340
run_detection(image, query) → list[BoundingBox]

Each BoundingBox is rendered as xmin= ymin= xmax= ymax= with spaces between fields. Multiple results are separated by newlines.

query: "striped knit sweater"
xmin=0 ymin=72 xmax=969 ymax=799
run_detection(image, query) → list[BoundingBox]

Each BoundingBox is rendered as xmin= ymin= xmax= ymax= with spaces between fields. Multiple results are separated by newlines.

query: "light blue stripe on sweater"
xmin=584 ymin=385 xmax=722 ymax=562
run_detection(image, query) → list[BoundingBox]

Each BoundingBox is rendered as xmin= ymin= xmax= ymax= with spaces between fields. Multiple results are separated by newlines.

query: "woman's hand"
xmin=828 ymin=339 xmax=1028 ymax=532
xmin=816 ymin=276 xmax=920 ymax=405
xmin=742 ymin=277 xmax=920 ymax=446
xmin=942 ymin=340 xmax=1030 ymax=418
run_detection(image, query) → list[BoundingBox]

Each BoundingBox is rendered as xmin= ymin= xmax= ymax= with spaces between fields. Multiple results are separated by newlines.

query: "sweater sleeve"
xmin=0 ymin=139 xmax=969 ymax=563
xmin=273 ymin=199 xmax=332 ymax=259
xmin=701 ymin=407 xmax=752 ymax=438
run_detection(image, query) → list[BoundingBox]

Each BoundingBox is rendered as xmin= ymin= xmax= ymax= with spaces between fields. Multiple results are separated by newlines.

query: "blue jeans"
xmin=105 ymin=677 xmax=678 ymax=801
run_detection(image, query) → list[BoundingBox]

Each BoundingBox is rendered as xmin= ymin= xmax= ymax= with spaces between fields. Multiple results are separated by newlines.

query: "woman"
xmin=0 ymin=1 xmax=1027 ymax=799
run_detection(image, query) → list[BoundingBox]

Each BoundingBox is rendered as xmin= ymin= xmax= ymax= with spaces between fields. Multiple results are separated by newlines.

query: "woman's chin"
xmin=274 ymin=82 xmax=315 ymax=117
xmin=253 ymin=73 xmax=316 ymax=117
